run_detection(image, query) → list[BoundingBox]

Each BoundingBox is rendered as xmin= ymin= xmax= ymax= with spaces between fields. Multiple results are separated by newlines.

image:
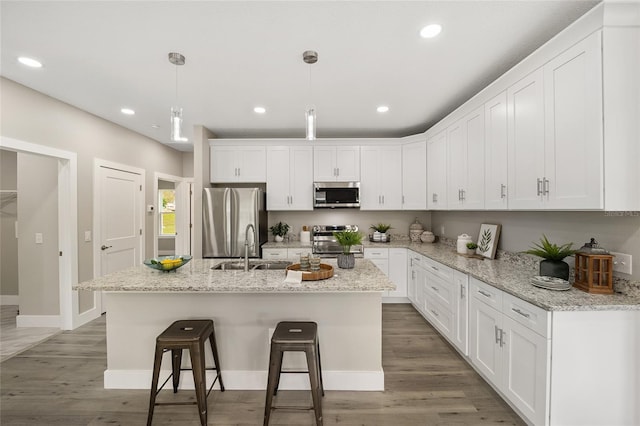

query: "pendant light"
xmin=168 ymin=52 xmax=188 ymax=142
xmin=303 ymin=50 xmax=318 ymax=140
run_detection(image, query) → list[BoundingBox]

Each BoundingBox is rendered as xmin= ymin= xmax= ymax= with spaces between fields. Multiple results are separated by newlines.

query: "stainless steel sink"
xmin=211 ymin=261 xmax=291 ymax=271
xmin=251 ymin=261 xmax=291 ymax=270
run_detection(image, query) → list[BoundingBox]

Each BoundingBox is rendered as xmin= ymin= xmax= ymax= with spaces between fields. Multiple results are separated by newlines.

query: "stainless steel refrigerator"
xmin=202 ymin=187 xmax=267 ymax=258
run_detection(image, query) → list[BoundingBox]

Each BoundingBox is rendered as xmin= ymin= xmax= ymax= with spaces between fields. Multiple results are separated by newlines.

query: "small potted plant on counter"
xmin=370 ymin=223 xmax=392 ymax=242
xmin=523 ymin=234 xmax=577 ymax=280
xmin=333 ymin=230 xmax=363 ymax=269
xmin=466 ymin=242 xmax=478 ymax=255
xmin=269 ymin=221 xmax=290 ymax=242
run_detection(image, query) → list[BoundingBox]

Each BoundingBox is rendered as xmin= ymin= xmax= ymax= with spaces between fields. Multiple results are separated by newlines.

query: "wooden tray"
xmin=285 ymin=263 xmax=334 ymax=280
xmin=457 ymin=252 xmax=485 ymax=260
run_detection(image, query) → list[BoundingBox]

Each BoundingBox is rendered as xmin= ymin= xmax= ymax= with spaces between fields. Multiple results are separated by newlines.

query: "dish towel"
xmin=283 ymin=270 xmax=303 ymax=284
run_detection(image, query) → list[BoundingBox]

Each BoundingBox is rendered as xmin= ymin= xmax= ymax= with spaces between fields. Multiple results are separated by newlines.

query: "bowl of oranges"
xmin=144 ymin=255 xmax=192 ymax=272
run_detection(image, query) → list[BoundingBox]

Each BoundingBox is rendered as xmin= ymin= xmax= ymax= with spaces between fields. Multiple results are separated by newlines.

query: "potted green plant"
xmin=333 ymin=230 xmax=363 ymax=269
xmin=269 ymin=222 xmax=290 ymax=242
xmin=466 ymin=242 xmax=478 ymax=255
xmin=523 ymin=235 xmax=577 ymax=280
xmin=370 ymin=223 xmax=392 ymax=242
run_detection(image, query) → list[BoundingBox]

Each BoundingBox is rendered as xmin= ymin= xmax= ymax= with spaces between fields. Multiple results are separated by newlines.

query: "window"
xmin=159 ymin=189 xmax=176 ymax=236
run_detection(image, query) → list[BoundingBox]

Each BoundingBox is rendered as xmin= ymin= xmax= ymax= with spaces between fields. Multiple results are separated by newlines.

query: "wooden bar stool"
xmin=147 ymin=319 xmax=224 ymax=426
xmin=263 ymin=321 xmax=324 ymax=426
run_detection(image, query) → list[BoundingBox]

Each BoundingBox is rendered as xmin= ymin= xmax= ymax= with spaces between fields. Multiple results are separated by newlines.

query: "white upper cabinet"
xmin=210 ymin=145 xmax=266 ymax=183
xmin=401 ymin=140 xmax=427 ymax=210
xmin=427 ymin=130 xmax=447 ymax=210
xmin=313 ymin=145 xmax=360 ymax=181
xmin=448 ymin=106 xmax=485 ymax=210
xmin=266 ymin=146 xmax=313 ymax=211
xmin=508 ymin=32 xmax=603 ymax=210
xmin=543 ymin=31 xmax=603 ymax=209
xmin=360 ymin=145 xmax=402 ymax=210
xmin=484 ymin=91 xmax=509 ymax=210
xmin=507 ymin=68 xmax=546 ymax=209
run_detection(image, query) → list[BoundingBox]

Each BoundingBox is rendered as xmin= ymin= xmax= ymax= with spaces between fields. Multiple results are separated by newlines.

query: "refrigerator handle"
xmin=224 ymin=189 xmax=232 ymax=256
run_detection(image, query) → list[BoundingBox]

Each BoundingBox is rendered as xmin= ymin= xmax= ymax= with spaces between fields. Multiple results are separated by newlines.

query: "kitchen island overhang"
xmin=75 ymin=259 xmax=395 ymax=391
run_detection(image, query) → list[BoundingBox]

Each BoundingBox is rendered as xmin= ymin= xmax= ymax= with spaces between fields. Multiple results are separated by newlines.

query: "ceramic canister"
xmin=456 ymin=234 xmax=472 ymax=254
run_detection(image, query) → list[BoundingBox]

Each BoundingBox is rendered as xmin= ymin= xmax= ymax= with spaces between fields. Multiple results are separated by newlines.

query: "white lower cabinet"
xmin=452 ymin=271 xmax=469 ymax=356
xmin=469 ymin=277 xmax=549 ymax=426
xmin=364 ymin=247 xmax=407 ymax=300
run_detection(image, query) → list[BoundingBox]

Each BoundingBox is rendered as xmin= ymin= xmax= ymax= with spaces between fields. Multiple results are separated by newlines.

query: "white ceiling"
xmin=1 ymin=1 xmax=600 ymax=151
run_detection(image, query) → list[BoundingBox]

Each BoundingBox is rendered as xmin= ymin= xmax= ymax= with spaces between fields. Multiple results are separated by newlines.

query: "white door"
xmin=289 ymin=146 xmax=314 ymax=210
xmin=98 ymin=166 xmax=143 ymax=278
xmin=380 ymin=146 xmax=402 ymax=209
xmin=453 ymin=271 xmax=469 ymax=356
xmin=469 ymin=298 xmax=503 ymax=386
xmin=313 ymin=146 xmax=337 ymax=181
xmin=335 ymin=146 xmax=360 ymax=181
xmin=402 ymin=141 xmax=427 ymax=210
xmin=359 ymin=146 xmax=381 ymax=209
xmin=485 ymin=91 xmax=509 ymax=209
xmin=508 ymin=69 xmax=545 ymax=209
xmin=464 ymin=107 xmax=485 ymax=209
xmin=266 ymin=146 xmax=291 ymax=210
xmin=447 ymin=119 xmax=466 ymax=209
xmin=427 ymin=130 xmax=447 ymax=209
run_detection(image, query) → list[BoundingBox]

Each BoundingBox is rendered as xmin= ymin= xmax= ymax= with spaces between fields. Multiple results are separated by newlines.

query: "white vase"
xmin=274 ymin=235 xmax=284 ymax=242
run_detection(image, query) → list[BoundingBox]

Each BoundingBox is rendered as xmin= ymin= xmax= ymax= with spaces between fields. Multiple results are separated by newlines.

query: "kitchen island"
xmin=74 ymin=258 xmax=394 ymax=391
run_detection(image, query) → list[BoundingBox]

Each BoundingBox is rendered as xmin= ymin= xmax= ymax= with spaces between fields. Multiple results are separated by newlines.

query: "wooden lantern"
xmin=574 ymin=252 xmax=614 ymax=294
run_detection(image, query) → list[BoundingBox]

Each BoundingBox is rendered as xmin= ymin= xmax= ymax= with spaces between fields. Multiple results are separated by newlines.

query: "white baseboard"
xmin=104 ymin=369 xmax=384 ymax=391
xmin=16 ymin=314 xmax=61 ymax=328
xmin=0 ymin=295 xmax=19 ymax=305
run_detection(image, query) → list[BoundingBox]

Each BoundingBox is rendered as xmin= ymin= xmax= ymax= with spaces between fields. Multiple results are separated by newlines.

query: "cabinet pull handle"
xmin=431 ymin=265 xmax=438 ymax=271
xmin=461 ymin=189 xmax=465 ymax=201
xmin=495 ymin=325 xmax=501 ymax=344
xmin=536 ymin=178 xmax=542 ymax=196
xmin=432 ymin=193 xmax=438 ymax=203
xmin=478 ymin=289 xmax=491 ymax=298
xmin=499 ymin=329 xmax=506 ymax=347
xmin=432 ymin=310 xmax=439 ymax=317
xmin=460 ymin=285 xmax=465 ymax=299
xmin=500 ymin=184 xmax=506 ymax=199
xmin=382 ymin=195 xmax=384 ymax=204
xmin=402 ymin=195 xmax=405 ymax=204
xmin=512 ymin=307 xmax=530 ymax=318
xmin=431 ymin=286 xmax=439 ymax=292
xmin=543 ymin=178 xmax=550 ymax=196
xmin=336 ymin=167 xmax=340 ymax=176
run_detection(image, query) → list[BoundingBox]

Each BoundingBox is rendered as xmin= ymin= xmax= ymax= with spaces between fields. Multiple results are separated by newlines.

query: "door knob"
xmin=101 ymin=245 xmax=112 ymax=251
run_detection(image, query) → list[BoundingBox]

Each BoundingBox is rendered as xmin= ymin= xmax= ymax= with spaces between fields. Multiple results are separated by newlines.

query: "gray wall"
xmin=17 ymin=153 xmax=59 ymax=315
xmin=0 ymin=77 xmax=186 ymax=290
xmin=0 ymin=150 xmax=18 ymax=296
xmin=268 ymin=210 xmax=431 ymax=242
xmin=432 ymin=211 xmax=640 ymax=280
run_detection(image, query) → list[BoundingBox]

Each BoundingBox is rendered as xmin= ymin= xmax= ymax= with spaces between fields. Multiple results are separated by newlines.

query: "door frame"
xmin=93 ymin=159 xmax=145 ymax=281
xmin=153 ymin=172 xmax=192 ymax=258
xmin=0 ymin=136 xmax=78 ymax=330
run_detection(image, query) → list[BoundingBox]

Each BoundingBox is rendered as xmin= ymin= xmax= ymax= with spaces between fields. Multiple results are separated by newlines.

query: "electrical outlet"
xmin=35 ymin=233 xmax=43 ymax=244
xmin=84 ymin=231 xmax=92 ymax=242
xmin=611 ymin=252 xmax=632 ymax=275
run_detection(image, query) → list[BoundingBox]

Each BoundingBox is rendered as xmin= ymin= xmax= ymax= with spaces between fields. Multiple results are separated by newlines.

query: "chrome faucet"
xmin=244 ymin=223 xmax=256 ymax=272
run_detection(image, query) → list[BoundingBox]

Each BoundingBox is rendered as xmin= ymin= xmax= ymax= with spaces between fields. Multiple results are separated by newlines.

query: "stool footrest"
xmin=271 ymin=405 xmax=315 ymax=411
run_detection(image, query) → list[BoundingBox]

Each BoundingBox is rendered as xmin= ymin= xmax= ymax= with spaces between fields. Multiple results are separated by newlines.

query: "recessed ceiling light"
xmin=254 ymin=107 xmax=266 ymax=114
xmin=420 ymin=24 xmax=442 ymax=39
xmin=377 ymin=105 xmax=390 ymax=113
xmin=17 ymin=56 xmax=43 ymax=68
xmin=120 ymin=108 xmax=135 ymax=115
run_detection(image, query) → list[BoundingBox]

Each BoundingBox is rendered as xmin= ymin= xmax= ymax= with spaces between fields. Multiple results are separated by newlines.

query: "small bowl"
xmin=144 ymin=255 xmax=192 ymax=272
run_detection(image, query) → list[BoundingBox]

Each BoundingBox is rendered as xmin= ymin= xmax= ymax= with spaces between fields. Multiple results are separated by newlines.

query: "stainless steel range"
xmin=312 ymin=225 xmax=363 ymax=257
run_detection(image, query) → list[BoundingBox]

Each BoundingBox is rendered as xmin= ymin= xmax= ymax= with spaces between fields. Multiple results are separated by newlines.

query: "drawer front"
xmin=423 ymin=257 xmax=454 ymax=282
xmin=262 ymin=249 xmax=288 ymax=260
xmin=426 ymin=297 xmax=454 ymax=338
xmin=287 ymin=247 xmax=312 ymax=260
xmin=503 ymin=292 xmax=549 ymax=338
xmin=470 ymin=277 xmax=503 ymax=310
xmin=364 ymin=248 xmax=389 ymax=259
xmin=425 ymin=274 xmax=454 ymax=309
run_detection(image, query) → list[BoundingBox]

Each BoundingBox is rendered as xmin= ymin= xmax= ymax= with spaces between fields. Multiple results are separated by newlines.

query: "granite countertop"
xmin=267 ymin=238 xmax=640 ymax=311
xmin=73 ymin=258 xmax=395 ymax=293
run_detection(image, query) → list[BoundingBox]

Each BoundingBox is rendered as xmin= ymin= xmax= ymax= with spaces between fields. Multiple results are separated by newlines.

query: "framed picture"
xmin=476 ymin=224 xmax=501 ymax=259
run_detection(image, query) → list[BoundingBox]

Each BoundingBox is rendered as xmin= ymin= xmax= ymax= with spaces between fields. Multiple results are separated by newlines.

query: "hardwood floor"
xmin=0 ymin=304 xmax=525 ymax=425
xmin=0 ymin=305 xmax=61 ymax=362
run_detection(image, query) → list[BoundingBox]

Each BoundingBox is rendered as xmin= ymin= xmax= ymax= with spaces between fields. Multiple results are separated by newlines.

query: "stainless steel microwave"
xmin=314 ymin=182 xmax=360 ymax=208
